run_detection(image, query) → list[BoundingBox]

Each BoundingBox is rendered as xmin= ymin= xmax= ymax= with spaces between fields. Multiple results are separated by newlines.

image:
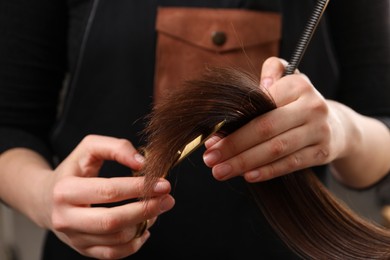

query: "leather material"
xmin=154 ymin=7 xmax=281 ymax=101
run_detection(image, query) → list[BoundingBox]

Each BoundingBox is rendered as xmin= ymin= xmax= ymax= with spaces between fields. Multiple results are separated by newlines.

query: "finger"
xmin=210 ymin=124 xmax=320 ymax=181
xmin=132 ymin=216 xmax=157 ymax=240
xmin=203 ymin=99 xmax=307 ymax=167
xmin=266 ymin=73 xmax=313 ymax=107
xmin=204 ymin=135 xmax=222 ymax=149
xmin=53 ymin=195 xmax=174 ymax=235
xmin=243 ymin=144 xmax=331 ymax=182
xmin=259 ymin=57 xmax=288 ymax=89
xmin=54 ymin=176 xmax=171 ymax=205
xmin=81 ymin=231 xmax=150 ymax=260
xmin=68 ymin=135 xmax=144 ymax=177
xmin=67 ymin=229 xmax=136 ymax=248
xmin=204 ymin=74 xmax=316 ymax=168
xmin=67 ymin=217 xmax=157 ymax=248
xmin=204 ymin=59 xmax=291 ymax=151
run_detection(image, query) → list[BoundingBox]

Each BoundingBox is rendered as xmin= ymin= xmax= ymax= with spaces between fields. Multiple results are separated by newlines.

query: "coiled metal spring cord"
xmin=284 ymin=0 xmax=330 ymax=76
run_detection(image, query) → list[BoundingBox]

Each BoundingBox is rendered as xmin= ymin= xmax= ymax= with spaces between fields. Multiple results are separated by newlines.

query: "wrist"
xmin=0 ymin=148 xmax=54 ymax=228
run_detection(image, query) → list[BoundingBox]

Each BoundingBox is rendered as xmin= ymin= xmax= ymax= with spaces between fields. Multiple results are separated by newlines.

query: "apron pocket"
xmin=154 ymin=7 xmax=281 ymax=101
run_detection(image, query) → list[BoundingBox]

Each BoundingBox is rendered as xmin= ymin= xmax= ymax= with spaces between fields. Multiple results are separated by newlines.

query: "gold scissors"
xmin=172 ymin=120 xmax=226 ymax=168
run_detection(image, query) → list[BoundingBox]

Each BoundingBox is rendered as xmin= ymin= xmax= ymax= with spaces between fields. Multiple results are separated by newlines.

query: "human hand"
xmin=203 ymin=57 xmax=347 ymax=183
xmin=42 ymin=135 xmax=175 ymax=259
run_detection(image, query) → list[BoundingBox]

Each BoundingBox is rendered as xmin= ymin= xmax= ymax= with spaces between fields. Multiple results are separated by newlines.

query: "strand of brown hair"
xmin=136 ymin=66 xmax=390 ymax=259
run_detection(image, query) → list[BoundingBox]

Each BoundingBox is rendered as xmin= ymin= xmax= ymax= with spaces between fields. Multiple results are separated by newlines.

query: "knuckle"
xmin=97 ymin=182 xmax=120 ymax=201
xmin=287 ymin=153 xmax=302 ymax=169
xmin=100 ymin=213 xmax=120 ymax=232
xmin=291 ymin=75 xmax=315 ymax=95
xmin=252 ymin=116 xmax=275 ymax=139
xmin=319 ymin=122 xmax=331 ymax=137
xmin=263 ymin=56 xmax=285 ymax=71
xmin=115 ymin=138 xmax=132 ymax=151
xmin=101 ymin=248 xmax=122 ymax=260
xmin=268 ymin=138 xmax=286 ymax=157
xmin=111 ymin=139 xmax=132 ymax=162
xmin=100 ymin=243 xmax=139 ymax=259
xmin=313 ymin=146 xmax=330 ymax=163
xmin=81 ymin=134 xmax=97 ymax=145
xmin=264 ymin=164 xmax=277 ymax=180
xmin=52 ymin=183 xmax=67 ymax=204
xmin=116 ymin=230 xmax=132 ymax=244
xmin=221 ymin=135 xmax=238 ymax=156
xmin=51 ymin=213 xmax=68 ymax=232
xmin=124 ymin=244 xmax=140 ymax=257
xmin=234 ymin=153 xmax=248 ymax=172
xmin=310 ymin=99 xmax=328 ymax=115
xmin=298 ymin=75 xmax=312 ymax=87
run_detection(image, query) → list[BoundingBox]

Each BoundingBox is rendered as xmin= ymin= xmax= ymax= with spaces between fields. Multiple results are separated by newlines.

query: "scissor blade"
xmin=173 ymin=120 xmax=226 ymax=167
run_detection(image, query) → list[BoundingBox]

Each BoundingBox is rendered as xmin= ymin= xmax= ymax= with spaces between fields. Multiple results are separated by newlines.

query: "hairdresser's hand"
xmin=203 ymin=57 xmax=348 ymax=183
xmin=42 ymin=135 xmax=175 ymax=259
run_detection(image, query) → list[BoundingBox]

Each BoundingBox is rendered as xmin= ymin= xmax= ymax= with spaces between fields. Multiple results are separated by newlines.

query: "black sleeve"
xmin=327 ymin=0 xmax=390 ymax=191
xmin=327 ymin=0 xmax=390 ymax=127
xmin=0 ymin=0 xmax=67 ymax=161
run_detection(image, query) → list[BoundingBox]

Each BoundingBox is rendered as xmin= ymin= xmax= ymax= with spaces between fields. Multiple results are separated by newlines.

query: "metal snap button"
xmin=211 ymin=31 xmax=227 ymax=46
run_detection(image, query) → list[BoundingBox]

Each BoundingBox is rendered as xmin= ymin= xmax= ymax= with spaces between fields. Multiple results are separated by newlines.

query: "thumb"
xmin=259 ymin=57 xmax=288 ymax=89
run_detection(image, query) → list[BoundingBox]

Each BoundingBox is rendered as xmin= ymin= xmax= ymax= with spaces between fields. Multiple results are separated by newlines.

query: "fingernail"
xmin=160 ymin=195 xmax=175 ymax=212
xmin=261 ymin=77 xmax=273 ymax=89
xmin=245 ymin=170 xmax=261 ymax=182
xmin=213 ymin=164 xmax=232 ymax=180
xmin=203 ymin=150 xmax=221 ymax=166
xmin=204 ymin=136 xmax=220 ymax=148
xmin=134 ymin=153 xmax=145 ymax=163
xmin=153 ymin=181 xmax=170 ymax=193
